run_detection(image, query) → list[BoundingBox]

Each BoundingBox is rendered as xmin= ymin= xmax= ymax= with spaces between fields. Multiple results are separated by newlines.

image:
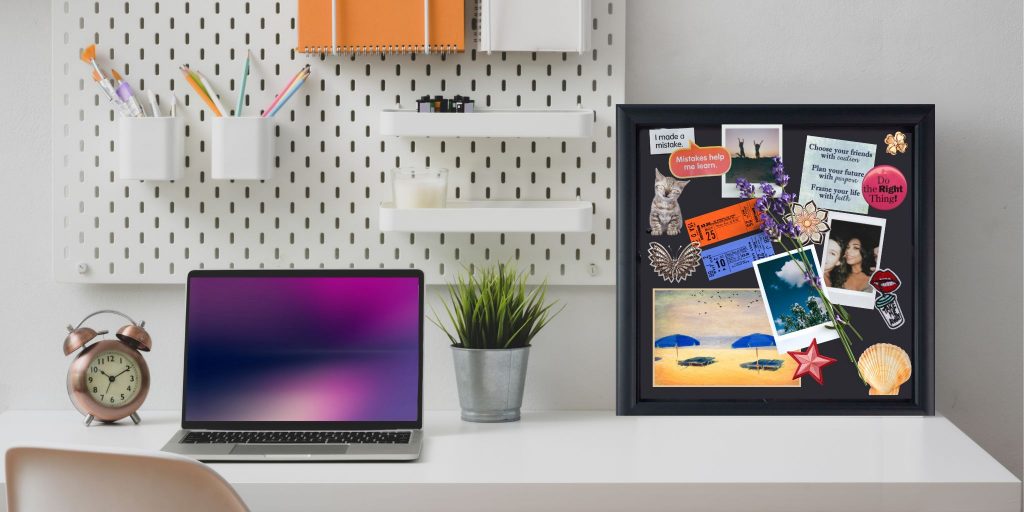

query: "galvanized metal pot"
xmin=451 ymin=346 xmax=530 ymax=422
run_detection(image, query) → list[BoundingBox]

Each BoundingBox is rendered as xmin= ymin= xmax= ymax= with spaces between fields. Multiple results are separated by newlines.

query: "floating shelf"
xmin=378 ymin=109 xmax=594 ymax=138
xmin=379 ymin=201 xmax=593 ymax=233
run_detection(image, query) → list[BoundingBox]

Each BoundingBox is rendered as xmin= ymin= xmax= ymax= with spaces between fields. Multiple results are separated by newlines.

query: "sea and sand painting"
xmin=652 ymin=288 xmax=799 ymax=387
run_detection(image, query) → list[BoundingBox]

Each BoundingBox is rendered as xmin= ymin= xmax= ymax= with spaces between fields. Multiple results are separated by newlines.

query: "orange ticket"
xmin=685 ymin=199 xmax=763 ymax=247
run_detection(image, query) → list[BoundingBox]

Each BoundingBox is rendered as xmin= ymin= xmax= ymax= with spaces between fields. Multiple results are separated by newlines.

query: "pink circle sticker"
xmin=862 ymin=165 xmax=907 ymax=210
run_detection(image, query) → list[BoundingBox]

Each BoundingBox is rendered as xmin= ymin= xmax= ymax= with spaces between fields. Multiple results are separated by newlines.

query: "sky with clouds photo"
xmin=654 ymin=289 xmax=773 ymax=347
xmin=755 ymin=248 xmax=828 ymax=334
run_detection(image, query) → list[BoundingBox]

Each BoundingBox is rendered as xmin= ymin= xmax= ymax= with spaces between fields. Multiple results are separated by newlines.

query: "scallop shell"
xmin=857 ymin=343 xmax=911 ymax=395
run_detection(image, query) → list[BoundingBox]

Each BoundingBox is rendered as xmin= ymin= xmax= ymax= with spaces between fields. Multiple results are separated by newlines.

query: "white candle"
xmin=392 ymin=168 xmax=448 ymax=208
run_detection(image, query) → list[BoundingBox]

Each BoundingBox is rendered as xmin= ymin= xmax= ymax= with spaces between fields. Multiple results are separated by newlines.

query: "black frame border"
xmin=616 ymin=104 xmax=935 ymax=415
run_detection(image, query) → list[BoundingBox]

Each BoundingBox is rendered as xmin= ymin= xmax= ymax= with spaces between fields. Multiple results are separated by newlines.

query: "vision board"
xmin=51 ymin=0 xmax=624 ymax=284
xmin=616 ymin=105 xmax=934 ymax=415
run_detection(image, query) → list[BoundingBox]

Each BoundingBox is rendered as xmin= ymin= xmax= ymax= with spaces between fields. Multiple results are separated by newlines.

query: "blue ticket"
xmin=702 ymin=233 xmax=776 ymax=280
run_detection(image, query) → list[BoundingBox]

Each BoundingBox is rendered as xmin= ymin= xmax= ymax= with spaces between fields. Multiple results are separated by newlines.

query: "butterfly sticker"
xmin=884 ymin=131 xmax=908 ymax=155
xmin=648 ymin=241 xmax=702 ymax=283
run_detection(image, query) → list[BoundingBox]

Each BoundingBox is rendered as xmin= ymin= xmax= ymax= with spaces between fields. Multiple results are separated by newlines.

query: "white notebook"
xmin=478 ymin=0 xmax=591 ymax=53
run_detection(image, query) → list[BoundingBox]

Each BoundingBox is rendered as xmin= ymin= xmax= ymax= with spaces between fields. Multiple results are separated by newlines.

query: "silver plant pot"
xmin=451 ymin=346 xmax=530 ymax=422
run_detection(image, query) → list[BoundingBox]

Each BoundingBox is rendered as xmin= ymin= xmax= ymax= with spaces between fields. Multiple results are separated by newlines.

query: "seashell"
xmin=857 ymin=343 xmax=911 ymax=395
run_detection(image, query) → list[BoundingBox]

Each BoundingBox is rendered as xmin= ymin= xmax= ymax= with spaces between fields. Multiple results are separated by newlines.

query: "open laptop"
xmin=162 ymin=269 xmax=424 ymax=461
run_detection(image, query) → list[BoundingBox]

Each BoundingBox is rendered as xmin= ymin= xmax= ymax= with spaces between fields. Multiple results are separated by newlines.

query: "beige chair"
xmin=5 ymin=445 xmax=249 ymax=512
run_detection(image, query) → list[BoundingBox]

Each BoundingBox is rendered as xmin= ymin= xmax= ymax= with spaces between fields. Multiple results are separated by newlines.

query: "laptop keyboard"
xmin=181 ymin=430 xmax=412 ymax=445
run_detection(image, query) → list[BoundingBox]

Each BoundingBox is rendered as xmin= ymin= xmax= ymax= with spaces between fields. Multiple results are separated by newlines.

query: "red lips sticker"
xmin=870 ymin=268 xmax=902 ymax=294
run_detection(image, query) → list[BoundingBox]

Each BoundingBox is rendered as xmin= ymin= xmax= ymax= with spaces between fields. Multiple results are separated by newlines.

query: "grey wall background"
xmin=1 ymin=0 xmax=1021 ymax=479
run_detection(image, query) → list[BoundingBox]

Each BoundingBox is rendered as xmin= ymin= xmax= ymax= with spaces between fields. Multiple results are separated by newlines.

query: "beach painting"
xmin=652 ymin=289 xmax=800 ymax=387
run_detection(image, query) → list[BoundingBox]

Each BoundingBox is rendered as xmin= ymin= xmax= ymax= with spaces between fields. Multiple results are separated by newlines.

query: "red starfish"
xmin=787 ymin=338 xmax=837 ymax=385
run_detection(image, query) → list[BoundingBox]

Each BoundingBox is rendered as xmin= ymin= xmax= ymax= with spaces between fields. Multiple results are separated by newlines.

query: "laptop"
xmin=162 ymin=269 xmax=424 ymax=461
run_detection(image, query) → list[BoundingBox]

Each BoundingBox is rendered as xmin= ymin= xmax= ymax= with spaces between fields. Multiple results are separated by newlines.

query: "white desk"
xmin=0 ymin=410 xmax=1017 ymax=512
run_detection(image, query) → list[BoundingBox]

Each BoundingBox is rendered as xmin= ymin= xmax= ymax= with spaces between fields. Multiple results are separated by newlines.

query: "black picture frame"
xmin=616 ymin=105 xmax=934 ymax=415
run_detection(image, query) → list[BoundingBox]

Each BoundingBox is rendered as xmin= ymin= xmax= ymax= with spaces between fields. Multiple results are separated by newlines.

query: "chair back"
xmin=5 ymin=445 xmax=249 ymax=512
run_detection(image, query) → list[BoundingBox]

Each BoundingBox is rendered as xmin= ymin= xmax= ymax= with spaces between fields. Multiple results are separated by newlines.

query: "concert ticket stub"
xmin=685 ymin=199 xmax=763 ymax=247
xmin=701 ymin=232 xmax=776 ymax=280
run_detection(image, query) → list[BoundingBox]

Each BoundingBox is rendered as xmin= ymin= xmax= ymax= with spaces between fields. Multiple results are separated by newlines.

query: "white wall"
xmin=1 ymin=0 xmax=1020 ymax=479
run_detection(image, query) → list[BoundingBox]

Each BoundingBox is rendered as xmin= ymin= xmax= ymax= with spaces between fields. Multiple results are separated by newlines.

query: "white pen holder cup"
xmin=118 ymin=117 xmax=185 ymax=181
xmin=211 ymin=117 xmax=275 ymax=180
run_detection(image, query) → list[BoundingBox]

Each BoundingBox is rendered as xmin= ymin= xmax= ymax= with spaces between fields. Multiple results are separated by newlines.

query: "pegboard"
xmin=52 ymin=0 xmax=624 ymax=284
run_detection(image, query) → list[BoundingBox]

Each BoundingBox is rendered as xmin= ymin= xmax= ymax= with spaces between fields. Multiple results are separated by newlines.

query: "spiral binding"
xmin=301 ymin=44 xmax=459 ymax=55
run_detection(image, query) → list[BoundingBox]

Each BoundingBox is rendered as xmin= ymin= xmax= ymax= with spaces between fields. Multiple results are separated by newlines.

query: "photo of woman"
xmin=821 ymin=213 xmax=886 ymax=308
xmin=824 ymin=237 xmax=875 ymax=292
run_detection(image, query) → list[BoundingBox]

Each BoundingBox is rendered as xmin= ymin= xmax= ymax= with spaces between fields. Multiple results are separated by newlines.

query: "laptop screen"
xmin=183 ymin=271 xmax=422 ymax=427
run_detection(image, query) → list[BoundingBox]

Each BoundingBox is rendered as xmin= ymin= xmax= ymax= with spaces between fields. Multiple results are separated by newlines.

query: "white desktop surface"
xmin=0 ymin=410 xmax=1018 ymax=512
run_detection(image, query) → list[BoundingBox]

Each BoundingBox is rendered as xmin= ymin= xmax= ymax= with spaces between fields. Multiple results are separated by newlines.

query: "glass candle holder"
xmin=392 ymin=168 xmax=449 ymax=208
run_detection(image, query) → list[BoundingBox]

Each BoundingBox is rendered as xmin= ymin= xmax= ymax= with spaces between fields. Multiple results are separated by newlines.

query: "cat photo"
xmin=650 ymin=169 xmax=689 ymax=236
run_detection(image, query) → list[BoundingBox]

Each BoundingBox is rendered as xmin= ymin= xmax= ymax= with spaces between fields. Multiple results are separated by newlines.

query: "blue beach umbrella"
xmin=655 ymin=334 xmax=700 ymax=361
xmin=731 ymin=333 xmax=776 ymax=364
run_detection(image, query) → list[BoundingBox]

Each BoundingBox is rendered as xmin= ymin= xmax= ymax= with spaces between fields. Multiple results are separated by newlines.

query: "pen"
xmin=147 ymin=90 xmax=161 ymax=117
xmin=236 ymin=50 xmax=250 ymax=117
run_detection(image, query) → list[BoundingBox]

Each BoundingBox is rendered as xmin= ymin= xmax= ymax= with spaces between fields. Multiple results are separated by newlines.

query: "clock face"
xmin=86 ymin=350 xmax=142 ymax=408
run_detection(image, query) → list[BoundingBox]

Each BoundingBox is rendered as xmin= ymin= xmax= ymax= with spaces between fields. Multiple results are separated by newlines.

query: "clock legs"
xmin=130 ymin=412 xmax=141 ymax=424
xmin=84 ymin=414 xmax=95 ymax=426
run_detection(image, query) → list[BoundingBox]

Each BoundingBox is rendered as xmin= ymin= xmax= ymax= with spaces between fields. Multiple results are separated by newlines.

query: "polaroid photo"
xmin=821 ymin=212 xmax=887 ymax=309
xmin=721 ymin=124 xmax=783 ymax=198
xmin=752 ymin=247 xmax=838 ymax=353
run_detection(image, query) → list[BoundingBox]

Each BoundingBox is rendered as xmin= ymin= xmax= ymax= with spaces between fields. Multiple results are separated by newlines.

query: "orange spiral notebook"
xmin=297 ymin=0 xmax=465 ymax=54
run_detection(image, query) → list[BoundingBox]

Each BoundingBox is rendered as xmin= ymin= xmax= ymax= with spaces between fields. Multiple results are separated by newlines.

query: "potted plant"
xmin=432 ymin=264 xmax=563 ymax=422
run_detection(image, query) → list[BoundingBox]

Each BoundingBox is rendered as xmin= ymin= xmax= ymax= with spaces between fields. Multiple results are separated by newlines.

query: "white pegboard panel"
xmin=52 ymin=0 xmax=623 ymax=284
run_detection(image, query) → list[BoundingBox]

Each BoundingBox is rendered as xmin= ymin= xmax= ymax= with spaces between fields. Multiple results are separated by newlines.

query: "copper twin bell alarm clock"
xmin=63 ymin=310 xmax=152 ymax=426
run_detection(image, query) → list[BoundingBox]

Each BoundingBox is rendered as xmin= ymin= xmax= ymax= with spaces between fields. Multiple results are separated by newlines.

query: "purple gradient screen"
xmin=184 ymin=276 xmax=420 ymax=423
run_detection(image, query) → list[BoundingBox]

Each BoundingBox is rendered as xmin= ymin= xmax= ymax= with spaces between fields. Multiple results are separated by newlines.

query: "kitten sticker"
xmin=649 ymin=169 xmax=689 ymax=236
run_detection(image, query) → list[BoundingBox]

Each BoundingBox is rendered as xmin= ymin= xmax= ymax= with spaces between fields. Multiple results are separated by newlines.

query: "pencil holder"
xmin=117 ymin=117 xmax=185 ymax=181
xmin=211 ymin=117 xmax=275 ymax=180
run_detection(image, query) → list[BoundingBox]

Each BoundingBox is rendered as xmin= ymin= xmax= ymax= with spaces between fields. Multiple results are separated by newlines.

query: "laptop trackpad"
xmin=230 ymin=444 xmax=349 ymax=455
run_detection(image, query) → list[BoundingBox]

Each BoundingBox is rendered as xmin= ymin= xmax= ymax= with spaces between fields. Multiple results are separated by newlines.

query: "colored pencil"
xmin=266 ymin=68 xmax=310 ymax=118
xmin=236 ymin=50 xmax=251 ymax=117
xmin=195 ymin=70 xmax=228 ymax=117
xmin=261 ymin=64 xmax=309 ymax=117
xmin=179 ymin=66 xmax=222 ymax=117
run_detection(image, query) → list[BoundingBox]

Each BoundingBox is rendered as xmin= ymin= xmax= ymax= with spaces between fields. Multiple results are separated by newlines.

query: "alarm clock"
xmin=63 ymin=310 xmax=152 ymax=426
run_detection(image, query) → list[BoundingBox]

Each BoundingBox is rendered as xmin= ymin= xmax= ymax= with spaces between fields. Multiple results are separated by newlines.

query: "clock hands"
xmin=101 ymin=366 xmax=132 ymax=398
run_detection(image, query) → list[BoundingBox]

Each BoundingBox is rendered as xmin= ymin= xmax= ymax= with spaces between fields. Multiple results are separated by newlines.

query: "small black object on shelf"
xmin=416 ymin=94 xmax=474 ymax=113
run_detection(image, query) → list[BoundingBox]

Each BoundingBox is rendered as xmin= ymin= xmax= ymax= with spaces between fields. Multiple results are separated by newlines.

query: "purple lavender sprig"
xmin=736 ymin=158 xmax=864 ymax=377
xmin=735 ymin=177 xmax=756 ymax=199
xmin=736 ymin=160 xmax=798 ymax=242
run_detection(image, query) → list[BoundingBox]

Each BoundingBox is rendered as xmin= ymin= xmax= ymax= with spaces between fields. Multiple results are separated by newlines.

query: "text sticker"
xmin=649 ymin=128 xmax=695 ymax=155
xmin=668 ymin=142 xmax=732 ymax=179
xmin=798 ymin=136 xmax=877 ymax=214
xmin=862 ymin=165 xmax=907 ymax=210
xmin=684 ymin=199 xmax=763 ymax=247
xmin=702 ymin=232 xmax=777 ymax=280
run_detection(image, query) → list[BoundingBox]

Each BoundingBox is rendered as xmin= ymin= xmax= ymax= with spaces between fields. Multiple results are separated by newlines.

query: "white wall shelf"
xmin=378 ymin=109 xmax=594 ymax=138
xmin=379 ymin=201 xmax=593 ymax=233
